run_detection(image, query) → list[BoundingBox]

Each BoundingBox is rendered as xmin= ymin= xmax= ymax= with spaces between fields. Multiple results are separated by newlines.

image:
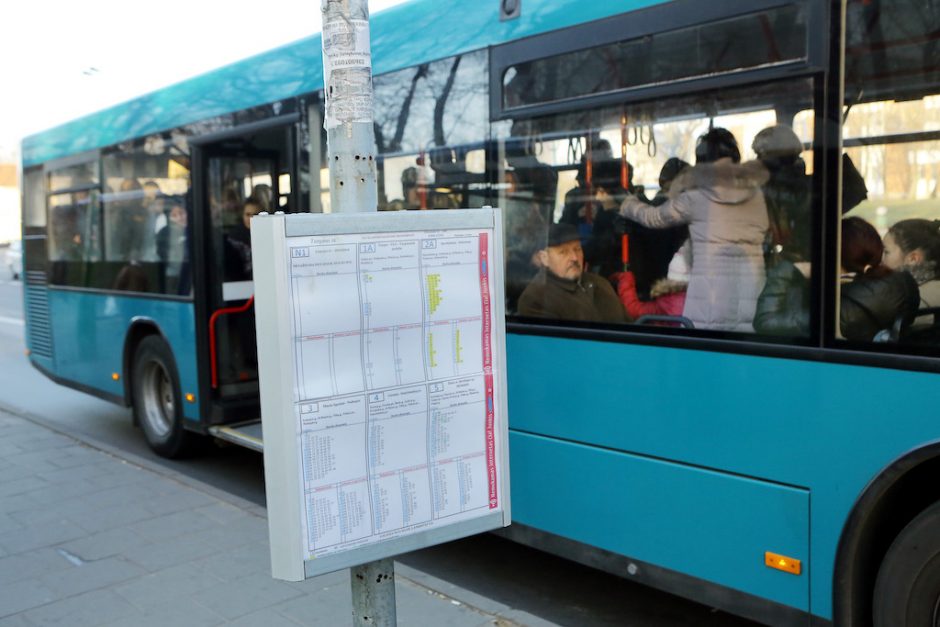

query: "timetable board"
xmin=251 ymin=209 xmax=510 ymax=581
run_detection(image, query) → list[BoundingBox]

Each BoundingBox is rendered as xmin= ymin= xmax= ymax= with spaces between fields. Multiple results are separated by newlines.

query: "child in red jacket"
xmin=612 ymin=243 xmax=689 ymax=320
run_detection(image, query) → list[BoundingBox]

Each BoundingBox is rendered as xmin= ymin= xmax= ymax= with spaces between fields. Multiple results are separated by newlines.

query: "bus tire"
xmin=131 ymin=335 xmax=199 ymax=458
xmin=873 ymin=500 xmax=940 ymax=627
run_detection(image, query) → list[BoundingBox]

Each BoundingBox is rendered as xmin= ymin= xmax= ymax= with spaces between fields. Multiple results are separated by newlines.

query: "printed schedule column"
xmin=284 ymin=228 xmax=502 ymax=560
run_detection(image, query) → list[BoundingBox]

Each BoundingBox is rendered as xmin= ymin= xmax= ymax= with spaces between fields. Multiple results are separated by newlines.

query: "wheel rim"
xmin=141 ymin=360 xmax=174 ymax=438
xmin=933 ymin=594 xmax=940 ymax=627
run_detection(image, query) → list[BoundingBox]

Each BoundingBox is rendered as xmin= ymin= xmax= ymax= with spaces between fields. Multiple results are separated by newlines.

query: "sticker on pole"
xmin=322 ymin=18 xmax=373 ymax=129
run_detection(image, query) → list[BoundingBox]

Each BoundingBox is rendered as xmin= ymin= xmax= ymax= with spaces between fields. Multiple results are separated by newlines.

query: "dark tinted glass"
xmin=47 ymin=161 xmax=98 ymax=193
xmin=503 ymin=5 xmax=807 ymax=110
xmin=23 ymin=168 xmax=45 ymax=229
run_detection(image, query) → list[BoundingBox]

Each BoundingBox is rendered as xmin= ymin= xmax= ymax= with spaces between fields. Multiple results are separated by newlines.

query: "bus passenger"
xmin=882 ymin=219 xmax=940 ymax=328
xmin=619 ymin=128 xmax=769 ymax=331
xmin=840 ymin=217 xmax=919 ymax=341
xmin=386 ymin=167 xmax=420 ymax=211
xmin=517 ymin=223 xmax=627 ymax=323
xmin=251 ymin=184 xmax=273 ymax=213
xmin=753 ymin=257 xmax=811 ymax=337
xmin=156 ymin=197 xmax=190 ymax=295
xmin=617 ymin=158 xmax=690 ymax=300
xmin=613 ymin=241 xmax=690 ymax=320
xmin=752 ymin=124 xmax=811 ymax=264
xmin=224 ymin=196 xmax=264 ymax=281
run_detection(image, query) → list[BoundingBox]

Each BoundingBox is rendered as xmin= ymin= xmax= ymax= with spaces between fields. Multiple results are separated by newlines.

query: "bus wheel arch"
xmin=129 ymin=333 xmax=200 ymax=458
xmin=834 ymin=442 xmax=940 ymax=627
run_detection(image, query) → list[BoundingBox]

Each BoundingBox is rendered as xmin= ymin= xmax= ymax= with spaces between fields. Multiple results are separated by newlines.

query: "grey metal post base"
xmin=351 ymin=559 xmax=397 ymax=626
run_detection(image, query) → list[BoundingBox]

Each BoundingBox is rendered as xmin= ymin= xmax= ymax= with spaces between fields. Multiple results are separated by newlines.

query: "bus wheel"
xmin=873 ymin=500 xmax=940 ymax=627
xmin=131 ymin=336 xmax=198 ymax=458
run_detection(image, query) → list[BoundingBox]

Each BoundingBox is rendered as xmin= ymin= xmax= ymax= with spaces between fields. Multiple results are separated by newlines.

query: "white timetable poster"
xmin=253 ymin=210 xmax=509 ymax=579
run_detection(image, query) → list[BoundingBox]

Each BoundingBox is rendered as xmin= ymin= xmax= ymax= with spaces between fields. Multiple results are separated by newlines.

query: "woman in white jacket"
xmin=620 ymin=128 xmax=769 ymax=331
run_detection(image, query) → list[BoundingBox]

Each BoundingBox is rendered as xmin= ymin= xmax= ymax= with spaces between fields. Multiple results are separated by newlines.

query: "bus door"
xmin=193 ymin=121 xmax=296 ymax=447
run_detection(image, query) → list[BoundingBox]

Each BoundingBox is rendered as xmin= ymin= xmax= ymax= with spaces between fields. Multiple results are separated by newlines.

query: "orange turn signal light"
xmin=185 ymin=393 xmax=196 ymax=403
xmin=765 ymin=551 xmax=801 ymax=575
xmin=111 ymin=373 xmax=120 ymax=381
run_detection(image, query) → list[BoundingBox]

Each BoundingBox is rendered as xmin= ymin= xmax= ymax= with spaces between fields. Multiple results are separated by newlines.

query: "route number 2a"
xmin=422 ymin=240 xmax=437 ymax=250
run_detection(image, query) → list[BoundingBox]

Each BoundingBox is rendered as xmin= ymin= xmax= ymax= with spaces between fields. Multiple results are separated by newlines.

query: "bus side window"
xmin=499 ymin=79 xmax=817 ymax=337
xmin=840 ymin=0 xmax=940 ymax=349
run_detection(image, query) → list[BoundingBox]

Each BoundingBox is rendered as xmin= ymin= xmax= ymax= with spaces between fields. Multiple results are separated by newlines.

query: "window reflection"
xmin=372 ymin=50 xmax=488 ymax=211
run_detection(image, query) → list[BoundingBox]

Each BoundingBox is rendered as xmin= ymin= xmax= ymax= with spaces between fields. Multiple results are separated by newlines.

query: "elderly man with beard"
xmin=517 ymin=223 xmax=628 ymax=323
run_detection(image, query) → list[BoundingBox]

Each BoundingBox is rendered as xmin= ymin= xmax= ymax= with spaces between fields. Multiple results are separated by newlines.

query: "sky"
xmin=0 ymin=0 xmax=408 ymax=162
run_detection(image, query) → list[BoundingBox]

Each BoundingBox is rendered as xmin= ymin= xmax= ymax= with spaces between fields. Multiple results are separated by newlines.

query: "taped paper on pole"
xmin=322 ymin=14 xmax=373 ymax=130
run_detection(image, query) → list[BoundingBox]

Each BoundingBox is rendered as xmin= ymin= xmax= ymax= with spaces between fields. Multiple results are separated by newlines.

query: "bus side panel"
xmin=507 ymin=333 xmax=940 ymax=619
xmin=509 ymin=430 xmax=810 ymax=611
xmin=48 ymin=290 xmax=199 ymax=421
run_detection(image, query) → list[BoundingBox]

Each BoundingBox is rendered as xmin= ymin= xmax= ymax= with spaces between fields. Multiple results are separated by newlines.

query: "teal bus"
xmin=20 ymin=0 xmax=940 ymax=624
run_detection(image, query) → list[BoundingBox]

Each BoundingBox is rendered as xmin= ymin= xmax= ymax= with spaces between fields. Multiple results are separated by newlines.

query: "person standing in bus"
xmin=752 ymin=124 xmax=811 ymax=265
xmin=517 ymin=223 xmax=627 ymax=323
xmin=619 ymin=128 xmax=770 ymax=331
xmin=882 ymin=218 xmax=940 ymax=328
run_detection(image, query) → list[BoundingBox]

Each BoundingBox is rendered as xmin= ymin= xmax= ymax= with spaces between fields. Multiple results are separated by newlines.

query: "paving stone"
xmin=0 ymin=519 xmax=87 ymax=555
xmin=23 ymin=588 xmax=139 ymax=627
xmin=0 ymin=475 xmax=50 ymax=499
xmin=0 ymin=577 xmax=57 ymax=618
xmin=395 ymin=582 xmax=497 ymax=627
xmin=122 ymin=530 xmax=227 ymax=572
xmin=40 ymin=556 xmax=146 ymax=598
xmin=285 ymin=567 xmax=348 ymax=594
xmin=48 ymin=448 xmax=109 ymax=469
xmin=191 ymin=541 xmax=271 ymax=583
xmin=274 ymin=580 xmax=353 ymax=625
xmin=67 ymin=500 xmax=155 ymax=533
xmin=195 ymin=501 xmax=257 ymax=526
xmin=128 ymin=509 xmax=217 ymax=543
xmin=17 ymin=478 xmax=101 ymax=505
xmin=0 ymin=612 xmax=36 ymax=626
xmin=229 ymin=607 xmax=303 ymax=627
xmin=192 ymin=571 xmax=303 ymax=620
xmin=57 ymin=526 xmax=147 ymax=562
xmin=143 ymin=489 xmax=217 ymax=517
xmin=104 ymin=595 xmax=225 ymax=627
xmin=0 ymin=513 xmax=23 ymax=535
xmin=0 ymin=548 xmax=72 ymax=585
xmin=113 ymin=563 xmax=225 ymax=612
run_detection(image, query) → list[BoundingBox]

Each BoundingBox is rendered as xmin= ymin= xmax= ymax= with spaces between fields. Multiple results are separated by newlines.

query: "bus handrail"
xmin=209 ymin=296 xmax=254 ymax=389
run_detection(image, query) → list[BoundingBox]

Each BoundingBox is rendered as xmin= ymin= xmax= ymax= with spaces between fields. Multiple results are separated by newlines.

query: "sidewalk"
xmin=0 ymin=409 xmax=550 ymax=627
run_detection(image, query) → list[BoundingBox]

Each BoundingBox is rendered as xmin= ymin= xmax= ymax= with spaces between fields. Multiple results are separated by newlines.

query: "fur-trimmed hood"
xmin=649 ymin=278 xmax=688 ymax=299
xmin=670 ymin=158 xmax=769 ymax=205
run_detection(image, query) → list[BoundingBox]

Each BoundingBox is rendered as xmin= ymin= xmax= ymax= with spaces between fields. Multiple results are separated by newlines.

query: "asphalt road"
xmin=0 ymin=278 xmax=760 ymax=627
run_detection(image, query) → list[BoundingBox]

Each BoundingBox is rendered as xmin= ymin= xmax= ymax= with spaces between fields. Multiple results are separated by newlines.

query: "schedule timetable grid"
xmin=285 ymin=228 xmax=499 ymax=559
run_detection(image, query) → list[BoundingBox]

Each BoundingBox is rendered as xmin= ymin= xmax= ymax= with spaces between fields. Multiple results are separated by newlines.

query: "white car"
xmin=4 ymin=240 xmax=22 ymax=280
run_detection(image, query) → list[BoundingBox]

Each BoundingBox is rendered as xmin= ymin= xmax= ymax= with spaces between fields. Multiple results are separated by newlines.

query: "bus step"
xmin=208 ymin=420 xmax=263 ymax=452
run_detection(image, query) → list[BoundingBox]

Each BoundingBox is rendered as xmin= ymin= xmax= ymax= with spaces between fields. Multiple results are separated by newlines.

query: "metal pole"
xmin=321 ymin=0 xmax=378 ymax=215
xmin=350 ymin=557 xmax=397 ymax=626
xmin=320 ymin=1 xmax=393 ymax=625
